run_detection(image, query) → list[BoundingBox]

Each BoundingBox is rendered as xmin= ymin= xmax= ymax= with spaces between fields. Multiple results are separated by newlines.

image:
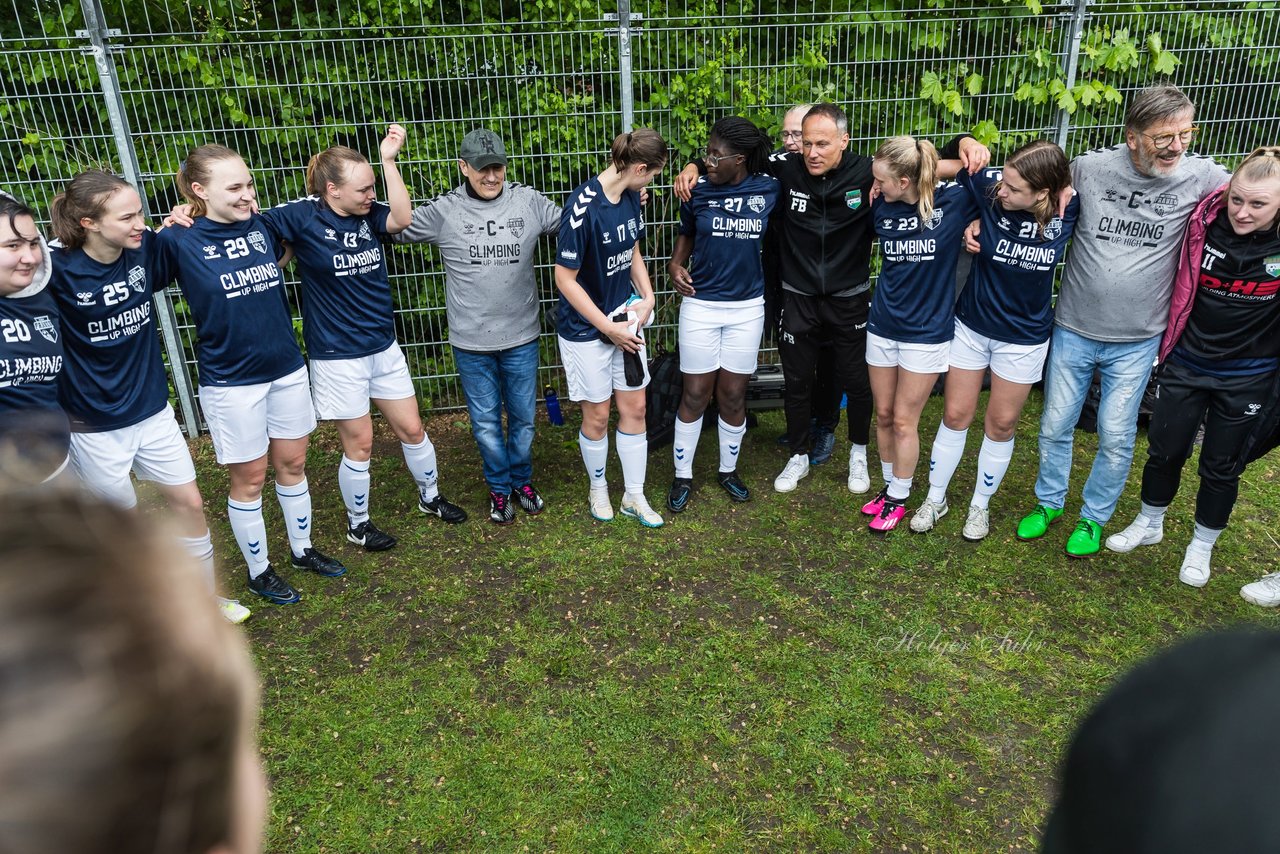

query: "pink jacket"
xmin=1159 ymin=183 xmax=1229 ymax=363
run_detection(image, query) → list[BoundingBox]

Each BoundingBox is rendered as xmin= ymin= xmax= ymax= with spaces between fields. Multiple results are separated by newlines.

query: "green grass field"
xmin=192 ymin=392 xmax=1280 ymax=852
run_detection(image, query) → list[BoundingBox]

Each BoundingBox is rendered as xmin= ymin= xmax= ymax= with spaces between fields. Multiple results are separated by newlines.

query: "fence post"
xmin=607 ymin=1 xmax=643 ymax=132
xmin=1054 ymin=0 xmax=1091 ymax=151
xmin=77 ymin=0 xmax=202 ymax=438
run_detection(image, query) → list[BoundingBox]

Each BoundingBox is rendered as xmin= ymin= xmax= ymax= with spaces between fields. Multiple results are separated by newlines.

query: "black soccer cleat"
xmin=247 ymin=565 xmax=301 ymax=605
xmin=347 ymin=519 xmax=398 ymax=552
xmin=291 ymin=547 xmax=348 ymax=577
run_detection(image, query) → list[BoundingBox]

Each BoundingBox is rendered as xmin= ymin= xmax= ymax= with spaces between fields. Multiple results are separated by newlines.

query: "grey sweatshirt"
xmin=393 ymin=182 xmax=560 ymax=352
xmin=1055 ymin=144 xmax=1229 ymax=342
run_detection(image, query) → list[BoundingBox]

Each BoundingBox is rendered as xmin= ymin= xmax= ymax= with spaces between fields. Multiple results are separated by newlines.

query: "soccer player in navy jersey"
xmin=858 ymin=137 xmax=981 ymax=535
xmin=1109 ymin=149 xmax=1280 ymax=594
xmin=911 ymin=141 xmax=1080 ymax=541
xmin=0 ymin=193 xmax=68 ymax=485
xmin=156 ymin=145 xmax=346 ymax=606
xmin=47 ymin=170 xmax=250 ymax=623
xmin=261 ymin=124 xmax=468 ymax=548
xmin=665 ymin=117 xmax=778 ymax=513
xmin=554 ymin=129 xmax=667 ymax=527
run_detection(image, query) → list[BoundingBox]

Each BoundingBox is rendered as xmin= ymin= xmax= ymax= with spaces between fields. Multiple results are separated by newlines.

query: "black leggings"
xmin=778 ymin=289 xmax=872 ymax=453
xmin=1140 ymin=358 xmax=1275 ymax=529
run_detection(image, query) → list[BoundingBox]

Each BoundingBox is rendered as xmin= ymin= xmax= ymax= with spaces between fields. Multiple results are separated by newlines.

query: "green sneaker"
xmin=1016 ymin=504 xmax=1063 ymax=541
xmin=1065 ymin=518 xmax=1102 ymax=558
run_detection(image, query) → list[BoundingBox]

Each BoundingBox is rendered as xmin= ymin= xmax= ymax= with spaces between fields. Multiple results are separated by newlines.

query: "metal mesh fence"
xmin=4 ymin=0 xmax=1279 ymax=431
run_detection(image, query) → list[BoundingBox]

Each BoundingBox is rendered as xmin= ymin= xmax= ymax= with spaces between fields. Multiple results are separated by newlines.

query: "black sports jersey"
xmin=49 ymin=231 xmax=169 ymax=431
xmin=1177 ymin=211 xmax=1280 ymax=374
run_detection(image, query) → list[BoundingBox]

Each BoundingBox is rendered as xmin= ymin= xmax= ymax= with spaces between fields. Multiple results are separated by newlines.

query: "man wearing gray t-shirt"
xmin=393 ymin=129 xmax=561 ymax=525
xmin=1011 ymin=85 xmax=1230 ymax=556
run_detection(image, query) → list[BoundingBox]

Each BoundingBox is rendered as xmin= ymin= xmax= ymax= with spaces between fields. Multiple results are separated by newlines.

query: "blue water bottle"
xmin=544 ymin=385 xmax=564 ymax=426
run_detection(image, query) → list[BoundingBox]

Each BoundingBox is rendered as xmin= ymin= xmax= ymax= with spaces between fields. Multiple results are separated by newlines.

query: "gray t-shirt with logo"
xmin=393 ymin=182 xmax=561 ymax=352
xmin=1055 ymin=144 xmax=1229 ymax=342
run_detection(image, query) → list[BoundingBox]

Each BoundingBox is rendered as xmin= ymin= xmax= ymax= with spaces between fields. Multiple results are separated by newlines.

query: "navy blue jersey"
xmin=868 ymin=183 xmax=979 ymax=344
xmin=0 ymin=286 xmax=69 ymax=460
xmin=49 ymin=231 xmax=170 ymax=432
xmin=555 ymin=177 xmax=645 ymax=342
xmin=678 ymin=174 xmax=778 ymax=302
xmin=153 ymin=215 xmax=304 ymax=387
xmin=955 ymin=167 xmax=1080 ymax=345
xmin=260 ymin=198 xmax=395 ymax=360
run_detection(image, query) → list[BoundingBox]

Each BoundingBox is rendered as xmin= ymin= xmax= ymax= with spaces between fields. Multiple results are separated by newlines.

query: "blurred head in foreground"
xmin=1043 ymin=629 xmax=1280 ymax=854
xmin=0 ymin=490 xmax=266 ymax=854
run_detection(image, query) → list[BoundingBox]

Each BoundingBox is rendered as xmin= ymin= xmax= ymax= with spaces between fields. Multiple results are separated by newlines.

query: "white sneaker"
xmin=1105 ymin=516 xmax=1164 ymax=553
xmin=1178 ymin=543 xmax=1212 ymax=588
xmin=774 ymin=454 xmax=810 ymax=493
xmin=620 ymin=492 xmax=664 ymax=528
xmin=847 ymin=454 xmax=870 ymax=494
xmin=909 ymin=498 xmax=948 ymax=533
xmin=218 ymin=597 xmax=252 ymax=625
xmin=1241 ymin=572 xmax=1280 ymax=607
xmin=589 ymin=486 xmax=614 ymax=522
xmin=961 ymin=504 xmax=990 ymax=542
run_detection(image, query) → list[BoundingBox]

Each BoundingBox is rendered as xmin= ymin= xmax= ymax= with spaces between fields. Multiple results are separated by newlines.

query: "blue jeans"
xmin=1034 ymin=326 xmax=1160 ymax=525
xmin=453 ymin=341 xmax=539 ymax=493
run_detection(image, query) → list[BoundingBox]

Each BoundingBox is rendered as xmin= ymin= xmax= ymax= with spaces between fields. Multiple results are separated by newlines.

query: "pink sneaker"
xmin=861 ymin=486 xmax=888 ymax=516
xmin=868 ymin=501 xmax=907 ymax=535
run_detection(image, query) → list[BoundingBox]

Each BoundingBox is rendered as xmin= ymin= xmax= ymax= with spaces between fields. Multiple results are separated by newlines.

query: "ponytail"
xmin=872 ymin=136 xmax=939 ymax=224
xmin=49 ymin=170 xmax=132 ymax=250
xmin=176 ymin=144 xmax=243 ymax=219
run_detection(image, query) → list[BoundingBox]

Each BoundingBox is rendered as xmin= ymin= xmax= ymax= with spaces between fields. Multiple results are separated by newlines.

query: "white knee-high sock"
xmin=718 ymin=416 xmax=746 ymax=473
xmin=926 ymin=423 xmax=969 ymax=504
xmin=275 ymin=478 xmax=313 ymax=556
xmin=579 ymin=431 xmax=609 ymax=488
xmin=180 ymin=529 xmax=217 ymax=594
xmin=880 ymin=459 xmax=894 ymax=485
xmin=616 ymin=429 xmax=648 ymax=497
xmin=402 ymin=436 xmax=438 ymax=502
xmin=971 ymin=435 xmax=1014 ymax=510
xmin=227 ymin=498 xmax=270 ymax=579
xmin=673 ymin=415 xmax=702 ymax=478
xmin=339 ymin=455 xmax=371 ymax=526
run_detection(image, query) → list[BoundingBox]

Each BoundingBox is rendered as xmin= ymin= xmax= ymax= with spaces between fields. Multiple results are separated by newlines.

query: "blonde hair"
xmin=873 ymin=136 xmax=939 ymax=224
xmin=1230 ymin=146 xmax=1280 ymax=235
xmin=176 ymin=144 xmax=244 ymax=218
xmin=305 ymin=145 xmax=369 ymax=199
xmin=49 ymin=170 xmax=134 ymax=250
xmin=0 ymin=490 xmax=259 ymax=854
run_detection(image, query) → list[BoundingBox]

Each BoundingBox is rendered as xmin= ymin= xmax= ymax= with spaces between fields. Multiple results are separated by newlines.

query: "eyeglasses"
xmin=705 ymin=151 xmax=745 ymax=168
xmin=1142 ymin=127 xmax=1199 ymax=150
xmin=781 ymin=131 xmax=803 ymax=140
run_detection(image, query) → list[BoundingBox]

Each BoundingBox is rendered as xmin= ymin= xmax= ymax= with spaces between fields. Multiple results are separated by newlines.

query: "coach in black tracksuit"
xmin=677 ymin=103 xmax=986 ymax=495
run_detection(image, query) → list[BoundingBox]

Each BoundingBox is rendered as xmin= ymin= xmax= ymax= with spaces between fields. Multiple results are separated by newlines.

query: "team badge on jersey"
xmin=845 ymin=189 xmax=862 ymax=210
xmin=508 ymin=217 xmax=525 ymax=238
xmin=627 ymin=218 xmax=639 ymax=239
xmin=924 ymin=208 xmax=944 ymax=230
xmin=202 ymin=245 xmax=221 ymax=259
xmin=1266 ymin=255 xmax=1280 ymax=277
xmin=748 ymin=195 xmax=766 ymax=213
xmin=76 ymin=291 xmax=96 ymax=306
xmin=1151 ymin=193 xmax=1178 ymax=217
xmin=33 ymin=315 xmax=57 ymax=344
xmin=1043 ymin=218 xmax=1063 ymax=240
xmin=359 ymin=221 xmax=372 ymax=242
xmin=248 ymin=230 xmax=268 ymax=254
xmin=128 ymin=265 xmax=146 ymax=293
